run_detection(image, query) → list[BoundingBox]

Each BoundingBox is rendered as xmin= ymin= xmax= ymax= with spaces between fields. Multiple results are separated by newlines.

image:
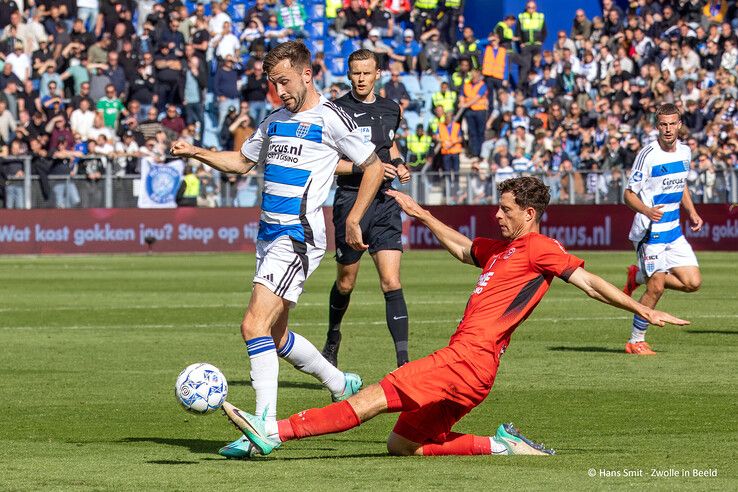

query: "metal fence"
xmin=3 ymin=155 xmax=737 ymax=209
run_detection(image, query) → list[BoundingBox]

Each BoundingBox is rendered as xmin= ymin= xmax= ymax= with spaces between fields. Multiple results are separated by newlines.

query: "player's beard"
xmin=283 ymin=85 xmax=308 ymax=113
xmin=658 ymin=134 xmax=677 ymax=150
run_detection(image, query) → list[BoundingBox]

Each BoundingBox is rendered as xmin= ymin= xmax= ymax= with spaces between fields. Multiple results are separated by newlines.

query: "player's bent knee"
xmin=683 ymin=279 xmax=701 ymax=293
xmin=386 ymin=432 xmax=421 ymax=456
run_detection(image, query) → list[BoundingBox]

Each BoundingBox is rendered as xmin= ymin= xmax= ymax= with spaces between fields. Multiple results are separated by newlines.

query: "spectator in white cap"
xmin=362 ymin=28 xmax=398 ymax=69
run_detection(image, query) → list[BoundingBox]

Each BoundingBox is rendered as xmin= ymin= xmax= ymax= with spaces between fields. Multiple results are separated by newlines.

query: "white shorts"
xmin=253 ymin=236 xmax=326 ymax=306
xmin=634 ymin=235 xmax=699 ymax=277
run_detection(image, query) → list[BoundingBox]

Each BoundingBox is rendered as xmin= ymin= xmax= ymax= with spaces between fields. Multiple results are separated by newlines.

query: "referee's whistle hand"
xmin=382 ymin=163 xmax=398 ymax=180
xmin=346 ymin=222 xmax=368 ymax=251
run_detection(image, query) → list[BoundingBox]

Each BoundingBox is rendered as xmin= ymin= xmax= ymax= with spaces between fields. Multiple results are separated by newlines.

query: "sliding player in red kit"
xmin=223 ymin=177 xmax=689 ymax=457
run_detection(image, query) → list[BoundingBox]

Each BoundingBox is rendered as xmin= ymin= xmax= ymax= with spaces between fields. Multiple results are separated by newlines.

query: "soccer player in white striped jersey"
xmin=621 ymin=103 xmax=704 ymax=355
xmin=171 ymin=41 xmax=384 ymax=457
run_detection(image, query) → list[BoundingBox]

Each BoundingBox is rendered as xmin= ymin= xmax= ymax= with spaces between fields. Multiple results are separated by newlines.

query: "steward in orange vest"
xmin=460 ymin=69 xmax=488 ymax=160
xmin=438 ymin=115 xmax=463 ymax=155
xmin=481 ymin=32 xmax=507 ymax=109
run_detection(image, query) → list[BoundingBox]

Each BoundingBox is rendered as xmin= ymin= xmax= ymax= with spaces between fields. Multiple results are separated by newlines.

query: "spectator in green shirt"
xmin=96 ymin=84 xmax=127 ymax=129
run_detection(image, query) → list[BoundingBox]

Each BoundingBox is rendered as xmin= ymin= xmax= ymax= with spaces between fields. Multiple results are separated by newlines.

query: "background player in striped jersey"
xmin=171 ymin=41 xmax=384 ymax=458
xmin=622 ymin=103 xmax=704 ymax=355
xmin=222 ymin=177 xmax=689 ymax=458
xmin=323 ymin=49 xmax=411 ymax=369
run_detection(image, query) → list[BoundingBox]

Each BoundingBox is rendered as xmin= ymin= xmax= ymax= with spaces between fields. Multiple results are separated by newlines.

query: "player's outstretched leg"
xmin=223 ymin=383 xmax=390 ymax=456
xmin=387 ymin=426 xmax=554 ymax=456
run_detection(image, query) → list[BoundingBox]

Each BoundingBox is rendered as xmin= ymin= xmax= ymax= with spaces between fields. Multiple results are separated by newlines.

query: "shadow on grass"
xmin=146 ymin=460 xmax=199 ymax=465
xmin=548 ymin=346 xmax=624 ymax=354
xmin=685 ymin=329 xmax=738 ymax=335
xmin=123 ymin=437 xmax=225 ymax=454
xmin=228 ymin=379 xmax=324 ymax=391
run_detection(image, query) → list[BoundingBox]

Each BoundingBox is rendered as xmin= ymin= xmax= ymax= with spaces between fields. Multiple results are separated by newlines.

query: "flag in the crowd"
xmin=138 ymin=158 xmax=185 ymax=208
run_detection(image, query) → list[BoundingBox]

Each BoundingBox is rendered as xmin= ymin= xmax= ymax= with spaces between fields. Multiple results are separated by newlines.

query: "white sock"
xmin=246 ymin=336 xmax=279 ymax=423
xmin=489 ymin=437 xmax=509 ymax=455
xmin=277 ymin=330 xmax=345 ymax=396
xmin=635 ymin=268 xmax=646 ymax=285
xmin=264 ymin=419 xmax=281 ymax=442
xmin=629 ymin=315 xmax=648 ymax=343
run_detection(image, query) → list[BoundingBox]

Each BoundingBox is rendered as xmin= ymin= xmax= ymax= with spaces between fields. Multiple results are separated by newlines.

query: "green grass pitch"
xmin=1 ymin=251 xmax=736 ymax=490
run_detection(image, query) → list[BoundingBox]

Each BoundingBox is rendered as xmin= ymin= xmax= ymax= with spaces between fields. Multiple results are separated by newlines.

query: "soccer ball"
xmin=175 ymin=363 xmax=228 ymax=414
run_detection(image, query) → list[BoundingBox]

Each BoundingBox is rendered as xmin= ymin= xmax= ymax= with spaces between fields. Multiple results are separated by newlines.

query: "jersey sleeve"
xmin=627 ymin=145 xmax=651 ymax=194
xmin=240 ymin=120 xmax=266 ymax=162
xmin=326 ymin=104 xmax=376 ymax=165
xmin=470 ymin=237 xmax=507 ymax=268
xmin=529 ymin=235 xmax=585 ymax=281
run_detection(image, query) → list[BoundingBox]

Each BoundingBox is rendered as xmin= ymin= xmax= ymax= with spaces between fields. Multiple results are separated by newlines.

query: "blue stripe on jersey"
xmin=264 ymin=164 xmax=311 ymax=187
xmin=651 ymin=160 xmax=689 ymax=177
xmin=658 ymin=209 xmax=681 ymax=224
xmin=653 ymin=191 xmax=683 ymax=205
xmin=262 ymin=193 xmax=302 ymax=215
xmin=257 ymin=220 xmax=305 ymax=242
xmin=267 ymin=121 xmax=323 ymax=143
xmin=648 ymin=225 xmax=682 ymax=244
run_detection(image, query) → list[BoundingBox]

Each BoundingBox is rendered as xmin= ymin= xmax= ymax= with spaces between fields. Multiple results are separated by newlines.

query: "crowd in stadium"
xmin=0 ymin=0 xmax=736 ymax=209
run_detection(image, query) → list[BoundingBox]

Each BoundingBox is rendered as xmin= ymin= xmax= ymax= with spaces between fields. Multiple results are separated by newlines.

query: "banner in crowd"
xmin=137 ymin=158 xmax=185 ymax=209
xmin=406 ymin=204 xmax=738 ymax=251
xmin=0 ymin=205 xmax=736 ymax=255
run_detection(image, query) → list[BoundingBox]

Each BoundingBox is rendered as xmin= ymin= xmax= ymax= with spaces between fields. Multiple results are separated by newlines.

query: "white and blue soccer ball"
xmin=175 ymin=363 xmax=228 ymax=414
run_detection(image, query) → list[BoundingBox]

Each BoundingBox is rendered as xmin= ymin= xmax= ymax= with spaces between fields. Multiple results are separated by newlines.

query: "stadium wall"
xmin=464 ymin=0 xmax=602 ymax=50
xmin=1 ymin=205 xmax=737 ymax=254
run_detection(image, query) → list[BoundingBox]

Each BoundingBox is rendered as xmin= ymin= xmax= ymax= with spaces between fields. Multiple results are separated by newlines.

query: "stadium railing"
xmin=4 ymin=156 xmax=737 ymax=209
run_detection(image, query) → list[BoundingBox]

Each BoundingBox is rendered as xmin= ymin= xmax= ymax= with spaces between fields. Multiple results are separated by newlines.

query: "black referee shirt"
xmin=334 ymin=91 xmax=401 ymax=190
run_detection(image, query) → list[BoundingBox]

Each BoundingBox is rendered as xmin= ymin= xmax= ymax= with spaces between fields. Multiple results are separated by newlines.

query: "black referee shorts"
xmin=333 ymin=187 xmax=404 ymax=265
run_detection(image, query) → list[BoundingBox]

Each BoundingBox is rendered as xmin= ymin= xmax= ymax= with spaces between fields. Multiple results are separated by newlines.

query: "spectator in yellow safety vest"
xmin=516 ymin=1 xmax=547 ymax=82
xmin=431 ymin=81 xmax=457 ymax=114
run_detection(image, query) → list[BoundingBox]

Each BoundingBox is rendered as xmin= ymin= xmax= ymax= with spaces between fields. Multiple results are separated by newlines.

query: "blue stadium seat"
xmin=325 ymin=39 xmax=342 ymax=57
xmin=419 ymin=73 xmax=441 ymax=95
xmin=329 ymin=57 xmax=346 ymax=76
xmin=307 ymin=3 xmax=325 ymax=20
xmin=400 ymin=74 xmax=421 ymax=96
xmin=306 ymin=21 xmax=325 ymax=39
xmin=403 ymin=110 xmax=420 ymax=131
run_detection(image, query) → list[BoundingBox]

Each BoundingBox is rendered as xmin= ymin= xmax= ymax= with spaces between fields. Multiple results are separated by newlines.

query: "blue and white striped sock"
xmin=278 ymin=330 xmax=345 ymax=396
xmin=246 ymin=336 xmax=279 ymax=423
xmin=629 ymin=315 xmax=649 ymax=343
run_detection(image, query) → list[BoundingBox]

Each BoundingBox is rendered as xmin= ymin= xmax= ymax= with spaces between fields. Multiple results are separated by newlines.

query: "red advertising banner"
xmin=0 ymin=205 xmax=736 ymax=255
xmin=405 ymin=204 xmax=738 ymax=251
xmin=0 ymin=208 xmax=336 ymax=254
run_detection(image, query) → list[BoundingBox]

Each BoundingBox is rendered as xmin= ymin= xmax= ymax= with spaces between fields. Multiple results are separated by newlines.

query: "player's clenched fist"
xmin=170 ymin=140 xmax=196 ymax=158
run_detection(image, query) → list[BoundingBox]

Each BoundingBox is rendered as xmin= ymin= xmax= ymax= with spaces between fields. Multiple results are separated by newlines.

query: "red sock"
xmin=420 ymin=433 xmax=492 ymax=456
xmin=277 ymin=400 xmax=361 ymax=442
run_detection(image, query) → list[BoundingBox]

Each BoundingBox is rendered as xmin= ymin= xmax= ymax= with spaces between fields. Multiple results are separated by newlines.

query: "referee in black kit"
xmin=322 ymin=49 xmax=411 ymax=368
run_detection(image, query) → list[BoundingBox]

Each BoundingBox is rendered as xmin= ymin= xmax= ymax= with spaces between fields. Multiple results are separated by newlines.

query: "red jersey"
xmin=449 ymin=232 xmax=584 ymax=362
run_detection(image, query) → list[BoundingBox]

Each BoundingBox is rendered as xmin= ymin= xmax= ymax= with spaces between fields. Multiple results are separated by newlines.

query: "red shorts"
xmin=379 ymin=343 xmax=498 ymax=444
